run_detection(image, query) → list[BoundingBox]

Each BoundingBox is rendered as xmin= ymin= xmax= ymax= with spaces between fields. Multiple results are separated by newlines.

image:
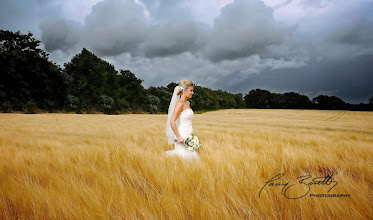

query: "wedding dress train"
xmin=165 ymin=108 xmax=199 ymax=160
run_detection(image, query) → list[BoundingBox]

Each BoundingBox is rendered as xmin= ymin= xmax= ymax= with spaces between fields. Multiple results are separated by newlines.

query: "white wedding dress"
xmin=165 ymin=108 xmax=200 ymax=160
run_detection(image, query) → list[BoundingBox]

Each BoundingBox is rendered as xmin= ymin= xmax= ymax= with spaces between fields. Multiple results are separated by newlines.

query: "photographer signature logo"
xmin=259 ymin=173 xmax=350 ymax=199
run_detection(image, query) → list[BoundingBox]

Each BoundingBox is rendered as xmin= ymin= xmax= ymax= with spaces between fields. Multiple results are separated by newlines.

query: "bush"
xmin=24 ymin=100 xmax=38 ymax=114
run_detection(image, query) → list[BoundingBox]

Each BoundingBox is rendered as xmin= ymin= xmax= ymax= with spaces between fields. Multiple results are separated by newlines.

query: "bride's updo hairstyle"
xmin=177 ymin=80 xmax=194 ymax=96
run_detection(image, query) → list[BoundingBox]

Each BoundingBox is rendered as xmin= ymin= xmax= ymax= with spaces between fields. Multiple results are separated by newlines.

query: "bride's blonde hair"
xmin=177 ymin=80 xmax=194 ymax=96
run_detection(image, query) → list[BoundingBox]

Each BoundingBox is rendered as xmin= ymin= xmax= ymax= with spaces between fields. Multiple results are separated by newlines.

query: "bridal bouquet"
xmin=175 ymin=133 xmax=201 ymax=152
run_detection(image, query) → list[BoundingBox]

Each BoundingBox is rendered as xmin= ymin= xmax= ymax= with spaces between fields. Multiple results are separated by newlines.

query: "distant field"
xmin=0 ymin=109 xmax=372 ymax=219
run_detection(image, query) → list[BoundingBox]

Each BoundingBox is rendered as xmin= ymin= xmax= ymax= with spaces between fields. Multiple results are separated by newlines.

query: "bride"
xmin=165 ymin=80 xmax=200 ymax=160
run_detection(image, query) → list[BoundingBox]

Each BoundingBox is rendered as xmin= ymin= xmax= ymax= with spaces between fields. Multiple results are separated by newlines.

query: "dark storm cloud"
xmin=143 ymin=20 xmax=209 ymax=58
xmin=203 ymin=0 xmax=293 ymax=62
xmin=211 ymin=0 xmax=373 ymax=104
xmin=307 ymin=1 xmax=373 ymax=62
xmin=325 ymin=18 xmax=373 ymax=46
xmin=38 ymin=0 xmax=293 ymax=60
xmin=39 ymin=0 xmax=150 ymax=57
xmin=2 ymin=0 xmax=372 ymax=103
xmin=40 ymin=19 xmax=81 ymax=52
xmin=212 ymin=55 xmax=373 ymax=104
xmin=82 ymin=0 xmax=149 ymax=56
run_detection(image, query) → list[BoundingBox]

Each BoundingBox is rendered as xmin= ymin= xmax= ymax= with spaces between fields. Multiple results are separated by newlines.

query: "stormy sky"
xmin=1 ymin=0 xmax=372 ymax=104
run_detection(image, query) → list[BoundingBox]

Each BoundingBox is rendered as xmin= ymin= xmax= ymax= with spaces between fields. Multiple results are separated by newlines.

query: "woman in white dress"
xmin=165 ymin=80 xmax=200 ymax=160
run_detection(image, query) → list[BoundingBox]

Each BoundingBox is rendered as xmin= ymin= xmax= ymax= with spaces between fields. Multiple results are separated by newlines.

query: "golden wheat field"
xmin=0 ymin=109 xmax=372 ymax=219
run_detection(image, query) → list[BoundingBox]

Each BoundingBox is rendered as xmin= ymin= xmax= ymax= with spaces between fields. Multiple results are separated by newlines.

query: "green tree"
xmin=216 ymin=89 xmax=236 ymax=109
xmin=0 ymin=30 xmax=67 ymax=112
xmin=146 ymin=94 xmax=160 ymax=113
xmin=312 ymin=95 xmax=347 ymax=110
xmin=234 ymin=93 xmax=246 ymax=109
xmin=117 ymin=69 xmax=147 ymax=112
xmin=268 ymin=93 xmax=284 ymax=109
xmin=166 ymin=82 xmax=178 ymax=93
xmin=147 ymin=86 xmax=172 ymax=113
xmin=205 ymin=88 xmax=220 ymax=110
xmin=244 ymin=89 xmax=273 ymax=108
xmin=64 ymin=48 xmax=120 ymax=112
xmin=191 ymin=85 xmax=214 ymax=110
xmin=283 ymin=92 xmax=312 ymax=109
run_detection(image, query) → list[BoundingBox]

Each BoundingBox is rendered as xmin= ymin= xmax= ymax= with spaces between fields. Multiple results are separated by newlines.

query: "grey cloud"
xmin=299 ymin=0 xmax=324 ymax=8
xmin=306 ymin=2 xmax=373 ymax=61
xmin=82 ymin=26 xmax=147 ymax=56
xmin=38 ymin=0 xmax=151 ymax=57
xmin=109 ymin=52 xmax=308 ymax=92
xmin=40 ymin=19 xmax=81 ymax=52
xmin=0 ymin=1 xmax=34 ymax=29
xmin=36 ymin=0 xmax=51 ymax=4
xmin=273 ymin=0 xmax=293 ymax=9
xmin=298 ymin=0 xmax=333 ymax=8
xmin=323 ymin=1 xmax=373 ymax=47
xmin=0 ymin=0 xmax=63 ymax=39
xmin=81 ymin=0 xmax=149 ymax=56
xmin=108 ymin=52 xmax=203 ymax=87
xmin=325 ymin=19 xmax=373 ymax=46
xmin=38 ymin=0 xmax=295 ymax=60
xmin=211 ymin=56 xmax=373 ymax=104
xmin=204 ymin=0 xmax=292 ymax=62
xmin=143 ymin=20 xmax=209 ymax=58
xmin=84 ymin=0 xmax=147 ymax=28
xmin=139 ymin=0 xmax=193 ymax=22
xmin=30 ymin=0 xmax=372 ymax=103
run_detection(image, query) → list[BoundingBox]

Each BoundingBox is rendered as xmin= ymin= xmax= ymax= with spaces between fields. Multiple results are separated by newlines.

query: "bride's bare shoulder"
xmin=176 ymin=100 xmax=184 ymax=106
xmin=174 ymin=101 xmax=184 ymax=111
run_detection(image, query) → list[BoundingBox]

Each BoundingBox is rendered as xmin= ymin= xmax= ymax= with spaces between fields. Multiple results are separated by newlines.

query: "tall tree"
xmin=0 ymin=30 xmax=67 ymax=112
xmin=117 ymin=69 xmax=147 ymax=111
xmin=64 ymin=48 xmax=125 ymax=113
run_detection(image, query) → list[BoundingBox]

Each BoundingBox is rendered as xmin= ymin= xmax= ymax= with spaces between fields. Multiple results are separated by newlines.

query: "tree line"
xmin=1 ymin=30 xmax=372 ymax=114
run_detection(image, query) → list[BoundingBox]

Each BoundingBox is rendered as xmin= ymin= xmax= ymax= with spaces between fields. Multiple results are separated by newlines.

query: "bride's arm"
xmin=170 ymin=102 xmax=184 ymax=143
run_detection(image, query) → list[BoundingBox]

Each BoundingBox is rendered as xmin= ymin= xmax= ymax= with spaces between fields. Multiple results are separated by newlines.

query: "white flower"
xmin=179 ymin=86 xmax=186 ymax=92
xmin=183 ymin=134 xmax=201 ymax=152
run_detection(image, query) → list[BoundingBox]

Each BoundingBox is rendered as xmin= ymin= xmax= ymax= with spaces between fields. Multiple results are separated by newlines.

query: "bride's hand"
xmin=177 ymin=137 xmax=185 ymax=144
